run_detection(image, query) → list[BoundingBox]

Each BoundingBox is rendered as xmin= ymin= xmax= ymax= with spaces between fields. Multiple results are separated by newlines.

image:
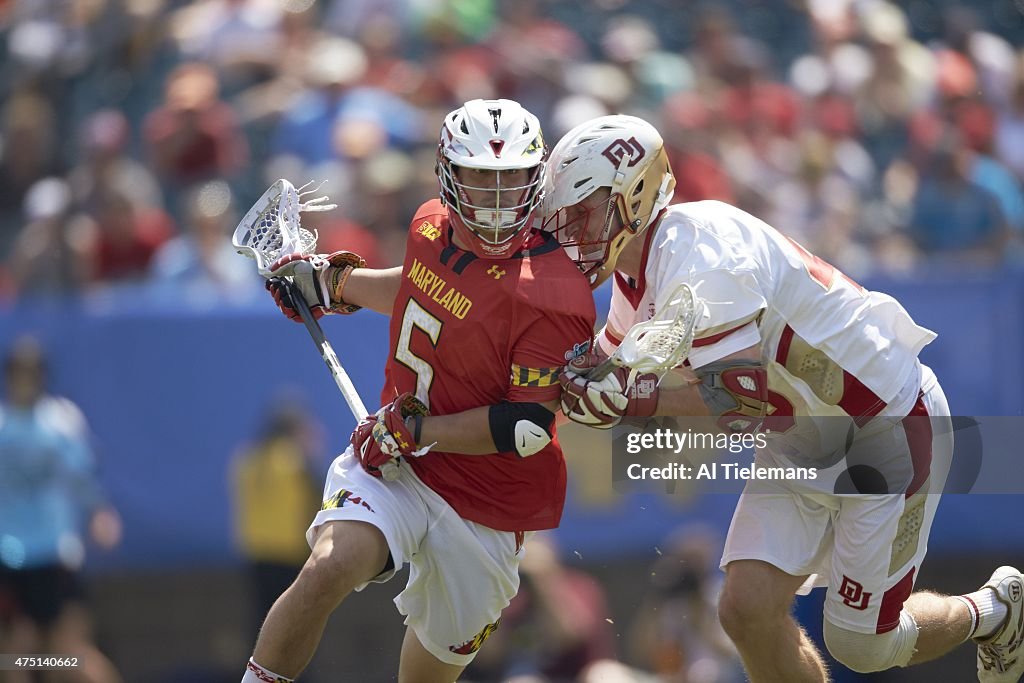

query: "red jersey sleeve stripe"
xmin=604 ymin=327 xmax=623 ymax=346
xmin=692 ymin=321 xmax=753 ymax=348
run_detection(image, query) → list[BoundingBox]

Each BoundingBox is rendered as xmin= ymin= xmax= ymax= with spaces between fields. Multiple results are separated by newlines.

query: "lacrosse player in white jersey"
xmin=548 ymin=114 xmax=1024 ymax=683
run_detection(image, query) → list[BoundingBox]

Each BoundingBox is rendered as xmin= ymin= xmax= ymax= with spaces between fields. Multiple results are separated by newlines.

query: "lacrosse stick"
xmin=233 ymin=179 xmax=400 ymax=481
xmin=587 ymin=282 xmax=702 ymax=382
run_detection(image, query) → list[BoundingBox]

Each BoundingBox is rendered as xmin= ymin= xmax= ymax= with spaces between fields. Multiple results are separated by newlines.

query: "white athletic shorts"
xmin=722 ymin=366 xmax=954 ymax=634
xmin=307 ymin=448 xmax=527 ymax=665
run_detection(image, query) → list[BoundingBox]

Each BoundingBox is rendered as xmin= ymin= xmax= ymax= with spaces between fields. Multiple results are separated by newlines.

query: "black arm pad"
xmin=489 ymin=402 xmax=556 ymax=457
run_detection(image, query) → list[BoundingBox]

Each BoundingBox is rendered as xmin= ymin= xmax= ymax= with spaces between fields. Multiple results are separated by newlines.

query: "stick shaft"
xmin=286 ymin=282 xmax=400 ymax=481
xmin=585 ymin=356 xmax=623 ymax=381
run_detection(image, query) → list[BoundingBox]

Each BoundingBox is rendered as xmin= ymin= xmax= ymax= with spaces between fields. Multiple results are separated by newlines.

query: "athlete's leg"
xmin=397 ymin=627 xmax=467 ymax=683
xmin=902 ymin=591 xmax=971 ymax=663
xmin=821 ymin=377 xmax=979 ymax=673
xmin=719 ymin=559 xmax=830 ymax=683
xmin=250 ymin=520 xmax=390 ymax=678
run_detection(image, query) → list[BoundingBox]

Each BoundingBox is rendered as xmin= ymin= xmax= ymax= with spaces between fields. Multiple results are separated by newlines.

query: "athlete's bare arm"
xmin=419 ymin=398 xmax=560 ymax=455
xmin=334 ymin=267 xmax=403 ymax=315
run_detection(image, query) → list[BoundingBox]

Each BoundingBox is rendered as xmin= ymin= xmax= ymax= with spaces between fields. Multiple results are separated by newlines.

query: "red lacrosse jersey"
xmin=381 ymin=199 xmax=595 ymax=531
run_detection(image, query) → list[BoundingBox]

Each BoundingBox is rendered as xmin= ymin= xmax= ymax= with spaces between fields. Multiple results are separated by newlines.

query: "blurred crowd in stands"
xmin=1 ymin=0 xmax=1023 ymax=306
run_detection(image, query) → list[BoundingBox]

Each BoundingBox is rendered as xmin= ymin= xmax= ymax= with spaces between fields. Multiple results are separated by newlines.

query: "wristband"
xmin=412 ymin=414 xmax=423 ymax=444
xmin=325 ymin=265 xmax=362 ymax=314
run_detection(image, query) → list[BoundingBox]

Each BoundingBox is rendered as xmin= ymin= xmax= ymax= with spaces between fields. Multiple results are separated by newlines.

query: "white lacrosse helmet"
xmin=543 ymin=114 xmax=676 ymax=288
xmin=437 ymin=99 xmax=547 ymax=259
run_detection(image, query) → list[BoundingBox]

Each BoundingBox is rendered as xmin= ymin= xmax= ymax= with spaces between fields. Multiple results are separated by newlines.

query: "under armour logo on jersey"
xmin=602 ymin=137 xmax=646 ymax=168
xmin=487 ymin=265 xmax=506 ymax=280
xmin=838 ymin=575 xmax=872 ymax=610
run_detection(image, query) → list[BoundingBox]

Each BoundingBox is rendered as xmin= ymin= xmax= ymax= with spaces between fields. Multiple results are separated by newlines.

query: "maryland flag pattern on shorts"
xmin=449 ymin=620 xmax=500 ymax=655
xmin=511 ymin=364 xmax=561 ymax=388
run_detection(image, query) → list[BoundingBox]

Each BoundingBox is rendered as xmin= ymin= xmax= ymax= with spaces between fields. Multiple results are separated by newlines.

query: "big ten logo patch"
xmin=417 ymin=221 xmax=441 ymax=241
xmin=450 ymin=620 xmax=500 ymax=655
xmin=602 ymin=137 xmax=646 ymax=168
xmin=322 ymin=489 xmax=374 ymax=513
xmin=564 ymin=339 xmax=591 ymax=362
xmin=838 ymin=575 xmax=872 ymax=610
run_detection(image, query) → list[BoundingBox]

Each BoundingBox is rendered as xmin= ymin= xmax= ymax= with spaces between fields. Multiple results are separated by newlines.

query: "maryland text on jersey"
xmin=407 ymin=257 xmax=473 ymax=319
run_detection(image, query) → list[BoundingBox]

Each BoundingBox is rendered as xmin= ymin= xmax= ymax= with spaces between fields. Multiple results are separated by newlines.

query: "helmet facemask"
xmin=436 ymin=99 xmax=548 ymax=259
xmin=545 ymin=188 xmax=631 ymax=286
xmin=438 ymin=159 xmax=545 ymax=257
xmin=545 ymin=152 xmax=670 ymax=287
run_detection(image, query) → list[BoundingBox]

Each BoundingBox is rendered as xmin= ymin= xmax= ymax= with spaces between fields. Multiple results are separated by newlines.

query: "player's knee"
xmin=717 ymin=586 xmax=747 ymax=639
xmin=718 ymin=584 xmax=784 ymax=642
xmin=718 ymin=566 xmax=795 ymax=642
xmin=823 ymin=613 xmax=918 ymax=673
xmin=298 ymin=522 xmax=389 ymax=598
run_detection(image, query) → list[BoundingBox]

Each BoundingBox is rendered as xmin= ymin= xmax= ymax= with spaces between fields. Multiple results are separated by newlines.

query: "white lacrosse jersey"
xmin=600 ymin=201 xmax=937 ymax=460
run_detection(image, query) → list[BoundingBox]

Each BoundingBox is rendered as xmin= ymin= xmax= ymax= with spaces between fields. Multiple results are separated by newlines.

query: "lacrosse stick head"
xmin=610 ymin=283 xmax=701 ymax=378
xmin=233 ymin=179 xmax=336 ymax=276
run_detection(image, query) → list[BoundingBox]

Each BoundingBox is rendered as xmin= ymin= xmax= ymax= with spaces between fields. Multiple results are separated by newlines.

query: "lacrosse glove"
xmin=558 ymin=353 xmax=659 ymax=429
xmin=351 ymin=393 xmax=430 ymax=478
xmin=266 ymin=251 xmax=365 ymax=321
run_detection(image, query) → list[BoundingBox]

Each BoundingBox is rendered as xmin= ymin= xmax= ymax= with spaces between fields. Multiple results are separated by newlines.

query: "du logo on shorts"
xmin=838 ymin=575 xmax=872 ymax=610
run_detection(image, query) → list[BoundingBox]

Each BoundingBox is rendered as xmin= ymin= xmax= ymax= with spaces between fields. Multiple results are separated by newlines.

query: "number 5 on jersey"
xmin=395 ymin=299 xmax=442 ymax=409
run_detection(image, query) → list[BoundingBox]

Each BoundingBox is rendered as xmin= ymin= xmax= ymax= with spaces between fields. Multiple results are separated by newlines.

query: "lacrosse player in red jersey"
xmin=238 ymin=99 xmax=595 ymax=683
xmin=547 ymin=114 xmax=1023 ymax=683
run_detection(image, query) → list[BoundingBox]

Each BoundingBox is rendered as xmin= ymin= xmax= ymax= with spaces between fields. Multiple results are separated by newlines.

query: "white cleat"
xmin=977 ymin=566 xmax=1024 ymax=682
